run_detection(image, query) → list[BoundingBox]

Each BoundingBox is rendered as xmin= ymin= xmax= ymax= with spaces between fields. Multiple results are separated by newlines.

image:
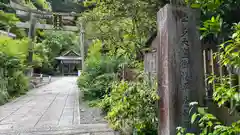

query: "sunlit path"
xmin=0 ymin=77 xmax=115 ymax=135
xmin=0 ymin=77 xmax=79 ymax=128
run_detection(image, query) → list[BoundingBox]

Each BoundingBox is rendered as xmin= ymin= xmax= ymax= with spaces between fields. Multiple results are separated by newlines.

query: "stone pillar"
xmin=157 ymin=4 xmax=204 ymax=135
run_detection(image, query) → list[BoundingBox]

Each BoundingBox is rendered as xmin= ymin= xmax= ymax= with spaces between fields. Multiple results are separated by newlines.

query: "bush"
xmin=177 ymin=102 xmax=240 ymax=135
xmin=78 ymin=40 xmax=125 ymax=101
xmin=7 ymin=71 xmax=29 ymax=96
xmin=77 ymin=56 xmax=121 ymax=101
xmin=177 ymin=23 xmax=240 ymax=135
xmin=0 ymin=52 xmax=29 ymax=104
xmin=77 ymin=40 xmax=159 ymax=134
xmin=0 ymin=71 xmax=9 ymax=105
xmin=98 ymin=76 xmax=159 ymax=135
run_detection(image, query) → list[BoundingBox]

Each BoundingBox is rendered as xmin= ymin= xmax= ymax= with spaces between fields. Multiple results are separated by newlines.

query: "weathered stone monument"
xmin=157 ymin=3 xmax=204 ymax=135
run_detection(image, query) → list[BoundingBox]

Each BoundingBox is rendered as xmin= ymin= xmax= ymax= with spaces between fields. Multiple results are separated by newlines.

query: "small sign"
xmin=53 ymin=14 xmax=63 ymax=29
xmin=16 ymin=10 xmax=28 ymax=16
xmin=78 ymin=70 xmax=81 ymax=76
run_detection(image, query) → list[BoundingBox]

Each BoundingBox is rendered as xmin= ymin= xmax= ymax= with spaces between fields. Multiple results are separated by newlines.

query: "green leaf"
xmin=198 ymin=107 xmax=206 ymax=114
xmin=199 ymin=27 xmax=208 ymax=31
xmin=191 ymin=3 xmax=201 ymax=8
xmin=191 ymin=113 xmax=198 ymax=123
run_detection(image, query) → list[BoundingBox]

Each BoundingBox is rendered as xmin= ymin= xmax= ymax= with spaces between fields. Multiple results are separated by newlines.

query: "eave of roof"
xmin=55 ymin=56 xmax=82 ymax=60
xmin=62 ymin=50 xmax=81 ymax=56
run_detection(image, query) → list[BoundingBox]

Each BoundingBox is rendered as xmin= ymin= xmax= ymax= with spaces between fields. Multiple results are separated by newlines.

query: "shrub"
xmin=77 ymin=40 xmax=158 ymax=134
xmin=78 ymin=40 xmax=125 ymax=101
xmin=77 ymin=56 xmax=121 ymax=101
xmin=0 ymin=69 xmax=9 ymax=105
xmin=177 ymin=102 xmax=240 ymax=135
xmin=177 ymin=23 xmax=240 ymax=135
xmin=0 ymin=36 xmax=29 ymax=61
xmin=7 ymin=71 xmax=29 ymax=96
xmin=98 ymin=76 xmax=159 ymax=135
xmin=0 ymin=52 xmax=29 ymax=104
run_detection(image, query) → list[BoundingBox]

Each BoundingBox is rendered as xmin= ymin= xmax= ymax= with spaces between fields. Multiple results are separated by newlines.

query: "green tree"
xmin=80 ymin=0 xmax=163 ymax=60
xmin=0 ymin=35 xmax=29 ymax=61
xmin=0 ymin=36 xmax=29 ymax=105
xmin=36 ymin=30 xmax=79 ymax=74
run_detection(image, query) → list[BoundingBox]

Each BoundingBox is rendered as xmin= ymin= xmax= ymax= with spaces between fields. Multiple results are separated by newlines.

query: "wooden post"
xmin=157 ymin=4 xmax=204 ymax=135
xmin=80 ymin=22 xmax=85 ymax=71
xmin=60 ymin=61 xmax=64 ymax=76
xmin=27 ymin=13 xmax=37 ymax=77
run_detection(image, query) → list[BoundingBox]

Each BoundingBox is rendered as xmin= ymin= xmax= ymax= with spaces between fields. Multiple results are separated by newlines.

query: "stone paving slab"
xmin=0 ymin=77 xmax=80 ymax=132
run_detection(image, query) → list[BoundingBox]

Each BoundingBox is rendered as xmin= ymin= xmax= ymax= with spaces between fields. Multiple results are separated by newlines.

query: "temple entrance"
xmin=55 ymin=50 xmax=82 ymax=76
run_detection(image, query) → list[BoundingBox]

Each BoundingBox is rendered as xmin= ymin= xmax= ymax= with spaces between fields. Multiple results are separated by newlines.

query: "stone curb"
xmin=0 ymin=124 xmax=115 ymax=134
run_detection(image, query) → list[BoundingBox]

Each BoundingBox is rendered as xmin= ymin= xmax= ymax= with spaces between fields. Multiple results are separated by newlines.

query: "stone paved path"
xmin=0 ymin=77 xmax=115 ymax=135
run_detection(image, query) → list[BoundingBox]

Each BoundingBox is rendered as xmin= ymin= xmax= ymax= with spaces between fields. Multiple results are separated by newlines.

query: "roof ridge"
xmin=62 ymin=50 xmax=80 ymax=56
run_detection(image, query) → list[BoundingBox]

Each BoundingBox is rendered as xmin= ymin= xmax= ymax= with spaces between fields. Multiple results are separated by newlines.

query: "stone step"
xmin=0 ymin=124 xmax=118 ymax=135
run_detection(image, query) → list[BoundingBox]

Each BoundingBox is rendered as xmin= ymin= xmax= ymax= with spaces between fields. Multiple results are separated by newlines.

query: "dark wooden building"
xmin=55 ymin=50 xmax=82 ymax=76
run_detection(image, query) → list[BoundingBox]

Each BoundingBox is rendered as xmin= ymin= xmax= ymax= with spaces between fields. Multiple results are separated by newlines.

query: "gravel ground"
xmin=79 ymin=102 xmax=107 ymax=124
xmin=78 ymin=92 xmax=107 ymax=124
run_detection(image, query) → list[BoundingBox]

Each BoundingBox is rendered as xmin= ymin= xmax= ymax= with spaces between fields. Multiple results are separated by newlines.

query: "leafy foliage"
xmin=0 ymin=52 xmax=29 ymax=105
xmin=177 ymin=103 xmax=240 ymax=135
xmin=80 ymin=0 xmax=163 ymax=60
xmin=0 ymin=35 xmax=45 ymax=67
xmin=98 ymin=78 xmax=159 ymax=135
xmin=208 ymin=75 xmax=238 ymax=108
xmin=216 ymin=23 xmax=240 ymax=68
xmin=0 ymin=0 xmax=51 ymax=38
xmin=77 ymin=1 xmax=164 ymax=134
xmin=0 ymin=10 xmax=26 ymax=38
xmin=187 ymin=0 xmax=240 ymax=43
xmin=0 ymin=68 xmax=9 ymax=105
xmin=77 ymin=40 xmax=124 ymax=100
xmin=7 ymin=71 xmax=29 ymax=96
xmin=77 ymin=40 xmax=159 ymax=134
xmin=178 ymin=1 xmax=240 ymax=134
xmin=35 ymin=31 xmax=79 ymax=74
xmin=0 ymin=36 xmax=28 ymax=60
xmin=0 ymin=36 xmax=29 ymax=105
xmin=0 ymin=10 xmax=19 ymax=27
xmin=32 ymin=0 xmax=51 ymax=11
xmin=206 ymin=24 xmax=240 ymax=110
xmin=49 ymin=0 xmax=85 ymax=12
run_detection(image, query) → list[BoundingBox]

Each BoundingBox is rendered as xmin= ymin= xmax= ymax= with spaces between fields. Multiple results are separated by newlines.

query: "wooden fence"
xmin=202 ymin=42 xmax=240 ymax=124
xmin=202 ymin=42 xmax=240 ymax=106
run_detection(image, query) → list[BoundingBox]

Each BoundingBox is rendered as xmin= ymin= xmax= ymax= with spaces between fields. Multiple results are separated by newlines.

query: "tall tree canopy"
xmin=80 ymin=0 xmax=164 ymax=60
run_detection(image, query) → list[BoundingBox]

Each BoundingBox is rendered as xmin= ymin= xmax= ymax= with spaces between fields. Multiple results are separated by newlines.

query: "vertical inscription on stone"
xmin=179 ymin=14 xmax=190 ymax=127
